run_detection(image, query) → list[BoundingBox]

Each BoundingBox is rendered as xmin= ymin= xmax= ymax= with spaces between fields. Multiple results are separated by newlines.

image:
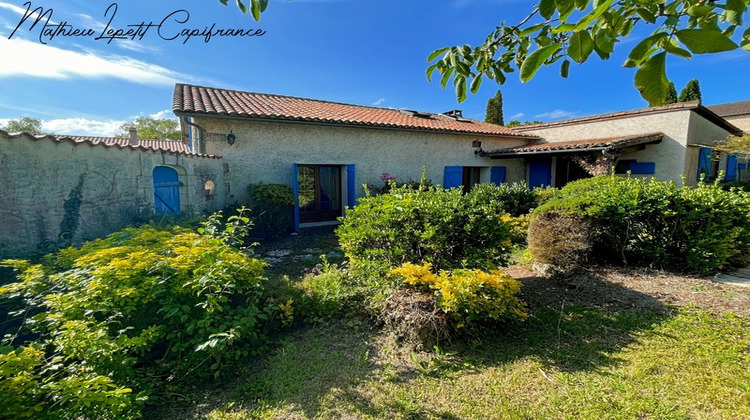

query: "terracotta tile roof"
xmin=172 ymin=83 xmax=537 ymax=138
xmin=485 ymin=133 xmax=663 ymax=157
xmin=708 ymin=100 xmax=750 ymax=117
xmin=513 ymin=101 xmax=742 ymax=136
xmin=0 ymin=130 xmax=221 ymax=159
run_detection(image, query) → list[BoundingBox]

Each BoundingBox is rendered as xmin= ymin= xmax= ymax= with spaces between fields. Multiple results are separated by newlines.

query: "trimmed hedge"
xmin=337 ymin=183 xmax=517 ymax=271
xmin=529 ymin=176 xmax=750 ymax=275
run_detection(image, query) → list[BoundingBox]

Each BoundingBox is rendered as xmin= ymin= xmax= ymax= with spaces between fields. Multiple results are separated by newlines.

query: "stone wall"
xmin=0 ymin=133 xmax=224 ymax=258
xmin=187 ymin=117 xmax=528 ymax=205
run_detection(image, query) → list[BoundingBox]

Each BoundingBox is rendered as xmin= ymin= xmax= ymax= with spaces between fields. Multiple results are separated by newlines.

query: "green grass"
xmin=167 ymin=304 xmax=749 ymax=420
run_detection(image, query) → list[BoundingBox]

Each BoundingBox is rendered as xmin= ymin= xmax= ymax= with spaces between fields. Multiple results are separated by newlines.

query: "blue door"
xmin=529 ymin=161 xmax=552 ymax=188
xmin=153 ymin=166 xmax=181 ymax=215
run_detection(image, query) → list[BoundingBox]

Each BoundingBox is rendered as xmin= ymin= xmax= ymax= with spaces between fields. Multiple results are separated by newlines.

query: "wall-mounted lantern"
xmin=204 ymin=180 xmax=216 ymax=199
xmin=226 ymin=130 xmax=236 ymax=146
xmin=472 ymin=140 xmax=483 ymax=155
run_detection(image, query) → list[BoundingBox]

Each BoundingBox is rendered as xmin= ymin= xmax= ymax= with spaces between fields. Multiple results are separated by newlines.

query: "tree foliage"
xmin=664 ymin=82 xmax=679 ymax=104
xmin=485 ymin=90 xmax=505 ymax=125
xmin=218 ymin=0 xmax=270 ymax=20
xmin=427 ymin=1 xmax=749 ymax=105
xmin=118 ymin=116 xmax=180 ymax=140
xmin=716 ymin=134 xmax=750 ymax=155
xmin=507 ymin=119 xmax=544 ymax=127
xmin=1 ymin=117 xmax=43 ymax=134
xmin=678 ymin=78 xmax=702 ymax=102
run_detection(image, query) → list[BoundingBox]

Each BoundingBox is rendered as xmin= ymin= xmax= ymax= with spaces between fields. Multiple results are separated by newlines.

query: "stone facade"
xmin=186 ymin=116 xmax=527 ymax=206
xmin=0 ymin=133 xmax=224 ymax=257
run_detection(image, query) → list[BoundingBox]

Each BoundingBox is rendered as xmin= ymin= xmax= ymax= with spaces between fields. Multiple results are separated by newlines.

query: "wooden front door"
xmin=298 ymin=165 xmax=342 ymax=222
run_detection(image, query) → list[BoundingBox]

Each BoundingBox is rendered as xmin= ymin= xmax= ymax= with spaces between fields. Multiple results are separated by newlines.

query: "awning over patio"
xmin=482 ymin=132 xmax=664 ymax=158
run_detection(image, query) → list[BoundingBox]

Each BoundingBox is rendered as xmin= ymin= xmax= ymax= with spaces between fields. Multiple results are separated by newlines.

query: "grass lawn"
xmin=155 ymin=231 xmax=750 ymax=420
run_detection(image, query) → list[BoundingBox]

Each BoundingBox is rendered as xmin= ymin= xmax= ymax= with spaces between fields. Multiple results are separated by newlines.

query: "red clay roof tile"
xmin=0 ymin=130 xmax=220 ymax=159
xmin=172 ymin=84 xmax=536 ymax=138
xmin=486 ymin=133 xmax=664 ymax=156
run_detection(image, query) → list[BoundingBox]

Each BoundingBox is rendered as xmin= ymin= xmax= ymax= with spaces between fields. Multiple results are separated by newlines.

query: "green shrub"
xmin=337 ymin=184 xmax=516 ymax=271
xmin=390 ymin=262 xmax=527 ymax=327
xmin=0 ymin=215 xmax=269 ymax=417
xmin=530 ymin=176 xmax=750 ymax=274
xmin=247 ymin=183 xmax=295 ymax=238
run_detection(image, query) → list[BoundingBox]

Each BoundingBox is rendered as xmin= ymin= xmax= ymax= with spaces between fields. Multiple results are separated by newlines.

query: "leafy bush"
xmin=0 ymin=214 xmax=269 ymax=417
xmin=529 ymin=176 xmax=750 ymax=274
xmin=247 ymin=183 xmax=295 ymax=237
xmin=337 ymin=184 xmax=516 ymax=271
xmin=390 ymin=262 xmax=527 ymax=327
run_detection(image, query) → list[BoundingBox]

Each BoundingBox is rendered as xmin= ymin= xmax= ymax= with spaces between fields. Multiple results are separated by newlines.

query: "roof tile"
xmin=0 ymin=130 xmax=220 ymax=159
xmin=172 ymin=84 xmax=535 ymax=138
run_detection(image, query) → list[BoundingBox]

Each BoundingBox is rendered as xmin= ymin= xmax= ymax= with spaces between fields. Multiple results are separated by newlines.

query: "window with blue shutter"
xmin=444 ymin=166 xmax=463 ymax=189
xmin=346 ymin=164 xmax=356 ymax=208
xmin=628 ymin=162 xmax=656 ymax=175
xmin=726 ymin=154 xmax=738 ymax=181
xmin=697 ymin=147 xmax=712 ymax=182
xmin=490 ymin=166 xmax=507 ymax=185
xmin=529 ymin=161 xmax=552 ymax=188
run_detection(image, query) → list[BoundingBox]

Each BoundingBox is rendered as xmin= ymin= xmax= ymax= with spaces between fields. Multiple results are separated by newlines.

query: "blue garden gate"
xmin=153 ymin=166 xmax=181 ymax=215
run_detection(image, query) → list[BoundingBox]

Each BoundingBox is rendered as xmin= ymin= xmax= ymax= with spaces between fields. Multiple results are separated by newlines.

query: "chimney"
xmin=129 ymin=127 xmax=138 ymax=146
xmin=443 ymin=109 xmax=463 ymax=118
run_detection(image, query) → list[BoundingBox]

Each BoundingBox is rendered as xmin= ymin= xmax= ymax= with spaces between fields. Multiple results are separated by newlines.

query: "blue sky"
xmin=1 ymin=0 xmax=749 ymax=136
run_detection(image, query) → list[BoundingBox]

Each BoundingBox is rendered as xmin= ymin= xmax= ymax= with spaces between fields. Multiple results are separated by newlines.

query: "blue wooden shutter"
xmin=292 ymin=163 xmax=300 ymax=232
xmin=346 ymin=164 xmax=356 ymax=208
xmin=490 ymin=166 xmax=507 ymax=185
xmin=726 ymin=154 xmax=738 ymax=181
xmin=628 ymin=162 xmax=656 ymax=175
xmin=528 ymin=161 xmax=552 ymax=188
xmin=444 ymin=166 xmax=463 ymax=189
xmin=697 ymin=147 xmax=712 ymax=182
xmin=153 ymin=166 xmax=180 ymax=215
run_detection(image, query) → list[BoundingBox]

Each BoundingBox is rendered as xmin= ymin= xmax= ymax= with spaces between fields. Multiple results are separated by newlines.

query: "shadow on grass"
xmin=153 ymin=270 xmax=674 ymax=419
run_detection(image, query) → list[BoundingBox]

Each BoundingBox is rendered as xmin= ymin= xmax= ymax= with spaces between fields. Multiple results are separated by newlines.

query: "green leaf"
xmin=594 ymin=30 xmax=615 ymax=54
xmin=539 ymin=0 xmax=556 ymax=20
xmin=560 ymin=59 xmax=571 ymax=78
xmin=627 ymin=32 xmax=668 ymax=65
xmin=257 ymin=0 xmax=269 ymax=13
xmin=568 ymin=31 xmax=595 ymax=63
xmin=634 ymin=52 xmax=670 ymax=106
xmin=250 ymin=0 xmax=261 ymax=21
xmin=440 ymin=68 xmax=453 ymax=88
xmin=663 ymin=42 xmax=692 ymax=59
xmin=456 ymin=77 xmax=467 ymax=103
xmin=469 ymin=75 xmax=483 ymax=94
xmin=519 ymin=24 xmax=546 ymax=37
xmin=686 ymin=5 xmax=712 ymax=18
xmin=520 ymin=43 xmax=562 ymax=82
xmin=675 ymin=29 xmax=739 ymax=53
xmin=636 ymin=8 xmax=656 ymax=23
xmin=572 ymin=0 xmax=615 ymax=31
xmin=426 ymin=64 xmax=438 ymax=82
xmin=556 ymin=0 xmax=575 ymax=21
xmin=723 ymin=0 xmax=745 ymax=26
xmin=428 ymin=47 xmax=450 ymax=62
xmin=219 ymin=0 xmax=228 ymax=5
xmin=236 ymin=0 xmax=247 ymax=14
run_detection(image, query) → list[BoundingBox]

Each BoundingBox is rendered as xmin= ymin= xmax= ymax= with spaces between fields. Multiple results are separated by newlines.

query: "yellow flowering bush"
xmin=391 ymin=263 xmax=527 ymax=326
xmin=0 ymin=218 xmax=268 ymax=418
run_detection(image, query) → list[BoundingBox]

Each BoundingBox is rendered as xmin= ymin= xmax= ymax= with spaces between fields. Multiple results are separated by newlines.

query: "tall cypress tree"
xmin=679 ymin=79 xmax=702 ymax=103
xmin=485 ymin=90 xmax=504 ymax=125
xmin=664 ymin=82 xmax=678 ymax=104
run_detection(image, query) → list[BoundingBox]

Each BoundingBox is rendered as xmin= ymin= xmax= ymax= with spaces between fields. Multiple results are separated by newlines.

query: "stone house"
xmin=173 ymin=84 xmax=747 ymax=230
xmin=708 ymin=100 xmax=750 ymax=133
xmin=172 ymin=83 xmax=538 ymax=229
xmin=483 ymin=101 xmax=745 ymax=187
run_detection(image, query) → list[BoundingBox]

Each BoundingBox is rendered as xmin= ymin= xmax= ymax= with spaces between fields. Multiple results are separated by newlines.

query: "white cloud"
xmin=42 ymin=117 xmax=125 ymax=136
xmin=148 ymin=109 xmax=177 ymax=120
xmin=509 ymin=112 xmax=524 ymax=119
xmin=0 ymin=1 xmax=58 ymax=25
xmin=534 ymin=109 xmax=580 ymax=120
xmin=372 ymin=98 xmax=386 ymax=106
xmin=0 ymin=37 xmax=186 ymax=86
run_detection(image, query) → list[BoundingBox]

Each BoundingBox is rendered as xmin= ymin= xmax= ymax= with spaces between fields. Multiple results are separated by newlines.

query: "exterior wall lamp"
xmin=472 ymin=140 xmax=483 ymax=155
xmin=226 ymin=130 xmax=236 ymax=146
